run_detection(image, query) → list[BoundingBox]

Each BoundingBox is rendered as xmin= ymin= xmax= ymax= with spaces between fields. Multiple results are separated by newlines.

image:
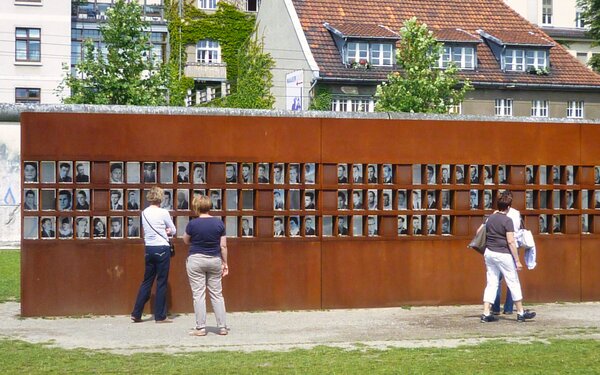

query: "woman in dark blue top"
xmin=183 ymin=195 xmax=229 ymax=336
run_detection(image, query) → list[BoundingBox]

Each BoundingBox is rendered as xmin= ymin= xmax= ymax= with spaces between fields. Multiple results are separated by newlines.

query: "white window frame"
xmin=504 ymin=49 xmax=524 ymax=71
xmin=198 ymin=0 xmax=217 ymax=9
xmin=567 ymin=101 xmax=584 ymax=119
xmin=332 ymin=97 xmax=374 ymax=112
xmin=525 ymin=50 xmax=547 ymax=70
xmin=15 ymin=27 xmax=41 ymax=62
xmin=531 ymin=100 xmax=549 ymax=117
xmin=438 ymin=46 xmax=475 ymax=70
xmin=196 ymin=39 xmax=220 ymax=63
xmin=370 ymin=43 xmax=393 ymax=66
xmin=542 ymin=0 xmax=553 ymax=25
xmin=495 ymin=99 xmax=513 ymax=117
xmin=447 ymin=102 xmax=462 ymax=114
xmin=576 ymin=11 xmax=585 ymax=28
xmin=346 ymin=42 xmax=369 ymax=64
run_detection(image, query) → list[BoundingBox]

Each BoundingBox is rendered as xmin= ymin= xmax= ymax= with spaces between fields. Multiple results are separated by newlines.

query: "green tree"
xmin=577 ymin=0 xmax=600 ymax=72
xmin=57 ymin=0 xmax=168 ymax=105
xmin=375 ymin=17 xmax=472 ymax=113
xmin=210 ymin=33 xmax=275 ymax=109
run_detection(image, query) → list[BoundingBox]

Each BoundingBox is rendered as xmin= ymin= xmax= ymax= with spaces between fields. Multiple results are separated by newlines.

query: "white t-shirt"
xmin=141 ymin=205 xmax=176 ymax=246
xmin=507 ymin=207 xmax=521 ymax=231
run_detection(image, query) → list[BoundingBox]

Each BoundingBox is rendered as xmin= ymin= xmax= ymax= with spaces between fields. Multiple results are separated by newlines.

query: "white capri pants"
xmin=483 ymin=249 xmax=523 ymax=303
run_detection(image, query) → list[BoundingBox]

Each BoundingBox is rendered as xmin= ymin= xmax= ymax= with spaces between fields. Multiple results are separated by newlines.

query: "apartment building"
xmin=0 ymin=0 xmax=71 ymax=104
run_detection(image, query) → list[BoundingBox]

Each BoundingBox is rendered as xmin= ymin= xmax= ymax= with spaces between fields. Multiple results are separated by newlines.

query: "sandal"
xmin=190 ymin=328 xmax=207 ymax=336
xmin=131 ymin=316 xmax=143 ymax=323
xmin=218 ymin=327 xmax=228 ymax=336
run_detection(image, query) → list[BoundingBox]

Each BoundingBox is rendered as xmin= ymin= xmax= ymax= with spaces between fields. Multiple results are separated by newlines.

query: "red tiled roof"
xmin=479 ymin=29 xmax=554 ymax=47
xmin=326 ymin=23 xmax=400 ymax=39
xmin=432 ymin=28 xmax=481 ymax=43
xmin=290 ymin=0 xmax=600 ymax=87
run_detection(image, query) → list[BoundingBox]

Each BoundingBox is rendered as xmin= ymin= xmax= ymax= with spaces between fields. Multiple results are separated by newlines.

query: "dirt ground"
xmin=1 ymin=302 xmax=599 ymax=353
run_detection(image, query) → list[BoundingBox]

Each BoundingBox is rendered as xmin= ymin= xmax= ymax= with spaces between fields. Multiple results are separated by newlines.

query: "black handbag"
xmin=468 ymin=224 xmax=486 ymax=255
xmin=142 ymin=212 xmax=175 ymax=257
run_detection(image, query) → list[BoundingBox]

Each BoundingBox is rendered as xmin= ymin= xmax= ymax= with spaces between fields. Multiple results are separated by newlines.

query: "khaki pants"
xmin=186 ymin=253 xmax=227 ymax=329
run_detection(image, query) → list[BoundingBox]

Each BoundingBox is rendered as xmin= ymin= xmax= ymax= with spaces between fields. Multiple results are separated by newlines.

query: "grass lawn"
xmin=0 ymin=249 xmax=19 ymax=303
xmin=1 ymin=339 xmax=600 ymax=374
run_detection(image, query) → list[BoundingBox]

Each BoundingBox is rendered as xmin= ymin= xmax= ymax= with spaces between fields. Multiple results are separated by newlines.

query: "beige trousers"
xmin=186 ymin=253 xmax=227 ymax=329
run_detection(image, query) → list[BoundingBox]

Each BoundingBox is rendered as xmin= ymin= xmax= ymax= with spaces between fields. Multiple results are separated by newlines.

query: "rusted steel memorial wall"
xmin=20 ymin=110 xmax=600 ymax=316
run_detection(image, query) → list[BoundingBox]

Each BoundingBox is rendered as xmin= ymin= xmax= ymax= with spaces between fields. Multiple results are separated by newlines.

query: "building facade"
xmin=257 ymin=0 xmax=600 ymax=119
xmin=0 ymin=0 xmax=71 ymax=104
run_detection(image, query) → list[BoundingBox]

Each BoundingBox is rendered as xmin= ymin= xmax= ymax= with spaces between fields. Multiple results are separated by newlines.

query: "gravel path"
xmin=1 ymin=302 xmax=599 ymax=354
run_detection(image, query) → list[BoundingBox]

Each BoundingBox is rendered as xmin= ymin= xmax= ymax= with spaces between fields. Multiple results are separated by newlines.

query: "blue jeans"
xmin=131 ymin=245 xmax=171 ymax=321
xmin=492 ymin=274 xmax=514 ymax=314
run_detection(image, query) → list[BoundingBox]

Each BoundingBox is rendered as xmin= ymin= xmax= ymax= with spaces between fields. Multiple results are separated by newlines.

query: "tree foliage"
xmin=577 ymin=0 xmax=600 ymax=71
xmin=375 ymin=17 xmax=472 ymax=113
xmin=308 ymin=86 xmax=332 ymax=111
xmin=57 ymin=0 xmax=168 ymax=105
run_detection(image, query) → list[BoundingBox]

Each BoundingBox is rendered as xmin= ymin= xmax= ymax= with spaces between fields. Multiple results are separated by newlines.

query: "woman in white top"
xmin=131 ymin=187 xmax=176 ymax=323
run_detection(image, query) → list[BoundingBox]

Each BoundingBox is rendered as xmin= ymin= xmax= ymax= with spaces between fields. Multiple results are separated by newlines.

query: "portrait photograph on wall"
xmin=257 ymin=163 xmax=270 ymax=184
xmin=273 ymin=216 xmax=285 ymax=237
xmin=23 ymin=189 xmax=38 ymax=211
xmin=337 ymin=215 xmax=348 ymax=236
xmin=143 ymin=162 xmax=157 ymax=183
xmin=225 ymin=162 xmax=237 ymax=184
xmin=440 ymin=164 xmax=450 ymax=184
xmin=240 ymin=163 xmax=253 ymax=184
xmin=367 ymin=215 xmax=378 ymax=236
xmin=58 ymin=161 xmax=73 ymax=183
xmin=455 ymin=164 xmax=465 ymax=184
xmin=93 ymin=216 xmax=107 ymax=238
xmin=57 ymin=189 xmax=73 ymax=211
xmin=382 ymin=189 xmax=392 ymax=210
xmin=75 ymin=189 xmax=91 ymax=210
xmin=304 ymin=215 xmax=316 ymax=236
xmin=289 ymin=163 xmax=300 ymax=184
xmin=75 ymin=216 xmax=90 ymax=239
xmin=304 ymin=189 xmax=316 ymax=210
xmin=397 ymin=189 xmax=407 ymax=210
xmin=209 ymin=189 xmax=222 ymax=210
xmin=127 ymin=216 xmax=141 ymax=238
xmin=41 ymin=161 xmax=56 ymax=184
xmin=192 ymin=162 xmax=206 ymax=184
xmin=109 ymin=162 xmax=124 ymax=184
xmin=160 ymin=162 xmax=174 ymax=184
xmin=126 ymin=162 xmax=140 ymax=184
xmin=352 ymin=164 xmax=363 ymax=184
xmin=40 ymin=216 xmax=56 ymax=239
xmin=304 ymin=163 xmax=316 ymax=184
xmin=176 ymin=189 xmax=190 ymax=210
xmin=352 ymin=190 xmax=363 ymax=210
xmin=289 ymin=216 xmax=300 ymax=237
xmin=273 ymin=163 xmax=285 ymax=184
xmin=397 ymin=215 xmax=407 ymax=235
xmin=23 ymin=161 xmax=38 ymax=183
xmin=367 ymin=164 xmax=378 ymax=184
xmin=337 ymin=163 xmax=348 ymax=184
xmin=241 ymin=216 xmax=254 ymax=237
xmin=469 ymin=164 xmax=479 ymax=184
xmin=382 ymin=164 xmax=393 ymax=184
xmin=109 ymin=216 xmax=124 ymax=239
xmin=274 ymin=189 xmax=285 ymax=210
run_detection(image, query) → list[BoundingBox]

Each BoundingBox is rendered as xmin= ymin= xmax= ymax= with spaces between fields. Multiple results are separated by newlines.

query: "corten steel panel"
xmin=320 ymin=118 xmax=581 ymax=164
xmin=581 ymin=238 xmax=600 ymax=301
xmin=580 ymin=125 xmax=600 ymax=166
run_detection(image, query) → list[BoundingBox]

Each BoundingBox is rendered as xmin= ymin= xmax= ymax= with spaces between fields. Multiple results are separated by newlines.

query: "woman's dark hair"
xmin=497 ymin=193 xmax=512 ymax=211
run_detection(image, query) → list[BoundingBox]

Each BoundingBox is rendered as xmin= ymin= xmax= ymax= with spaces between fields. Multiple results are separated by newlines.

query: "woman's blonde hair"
xmin=192 ymin=195 xmax=212 ymax=215
xmin=146 ymin=186 xmax=164 ymax=205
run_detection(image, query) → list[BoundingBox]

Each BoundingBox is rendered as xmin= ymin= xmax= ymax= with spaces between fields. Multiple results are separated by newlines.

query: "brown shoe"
xmin=218 ymin=327 xmax=228 ymax=336
xmin=155 ymin=318 xmax=173 ymax=324
xmin=131 ymin=316 xmax=143 ymax=323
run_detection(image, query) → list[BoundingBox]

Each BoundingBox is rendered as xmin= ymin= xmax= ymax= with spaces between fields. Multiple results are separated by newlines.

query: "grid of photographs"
xmin=22 ymin=161 xmax=600 ymax=239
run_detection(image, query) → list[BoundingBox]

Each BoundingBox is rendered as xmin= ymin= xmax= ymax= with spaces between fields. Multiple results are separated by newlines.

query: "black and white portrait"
xmin=426 ymin=164 xmax=436 ymax=185
xmin=426 ymin=190 xmax=436 ymax=209
xmin=539 ymin=165 xmax=547 ymax=185
xmin=92 ymin=216 xmax=107 ymax=238
xmin=565 ymin=165 xmax=574 ymax=185
xmin=337 ymin=215 xmax=349 ymax=236
xmin=412 ymin=164 xmax=422 ymax=184
xmin=273 ymin=216 xmax=285 ymax=237
xmin=367 ymin=164 xmax=378 ymax=184
xmin=397 ymin=215 xmax=407 ymax=235
xmin=210 ymin=189 xmax=222 ymax=210
xmin=160 ymin=162 xmax=173 ymax=184
xmin=142 ymin=162 xmax=157 ymax=183
xmin=352 ymin=215 xmax=363 ymax=236
xmin=58 ymin=217 xmax=73 ymax=239
xmin=241 ymin=216 xmax=254 ymax=237
xmin=23 ymin=189 xmax=38 ymax=211
xmin=161 ymin=189 xmax=173 ymax=210
xmin=352 ymin=164 xmax=363 ymax=183
xmin=367 ymin=215 xmax=378 ymax=236
xmin=289 ymin=216 xmax=301 ymax=237
xmin=352 ymin=190 xmax=363 ymax=210
xmin=23 ymin=161 xmax=38 ymax=183
xmin=289 ymin=189 xmax=300 ymax=210
xmin=411 ymin=215 xmax=422 ymax=235
xmin=525 ymin=165 xmax=534 ymax=184
xmin=75 ymin=189 xmax=90 ymax=210
xmin=539 ymin=214 xmax=548 ymax=233
xmin=109 ymin=162 xmax=124 ymax=184
xmin=566 ymin=190 xmax=574 ymax=209
xmin=273 ymin=163 xmax=285 ymax=184
xmin=582 ymin=214 xmax=589 ymax=233
xmin=274 ymin=189 xmax=285 ymax=210
xmin=367 ymin=189 xmax=378 ymax=210
xmin=382 ymin=189 xmax=392 ymax=210
xmin=225 ymin=189 xmax=237 ymax=211
xmin=192 ymin=162 xmax=206 ymax=184
xmin=40 ymin=216 xmax=56 ymax=239
xmin=426 ymin=215 xmax=436 ymax=235
xmin=75 ymin=217 xmax=90 ymax=239
xmin=470 ymin=189 xmax=479 ymax=209
xmin=498 ymin=165 xmax=507 ymax=184
xmin=483 ymin=165 xmax=493 ymax=185
xmin=126 ymin=162 xmax=140 ymax=184
xmin=455 ymin=165 xmax=465 ymax=184
xmin=126 ymin=189 xmax=140 ymax=210
xmin=484 ymin=189 xmax=493 ymax=209
xmin=525 ymin=190 xmax=534 ymax=209
xmin=337 ymin=189 xmax=348 ymax=210
xmin=241 ymin=163 xmax=253 ymax=184
xmin=58 ymin=189 xmax=73 ymax=211
xmin=176 ymin=162 xmax=190 ymax=183
xmin=23 ymin=217 xmax=38 ymax=239
xmin=552 ymin=165 xmax=561 ymax=184
xmin=595 ymin=166 xmax=600 ymax=184
xmin=304 ymin=190 xmax=316 ymax=210
xmin=337 ymin=163 xmax=348 ymax=184
xmin=441 ymin=215 xmax=451 ymax=235
xmin=304 ymin=215 xmax=316 ymax=236
xmin=441 ymin=189 xmax=450 ymax=210
xmin=127 ymin=216 xmax=140 ymax=238
xmin=382 ymin=164 xmax=393 ymax=184
xmin=241 ymin=189 xmax=254 ymax=210
xmin=110 ymin=189 xmax=124 ymax=210
xmin=304 ymin=163 xmax=316 ymax=184
xmin=177 ymin=189 xmax=190 ymax=210
xmin=469 ymin=165 xmax=479 ymax=184
xmin=109 ymin=216 xmax=124 ymax=239
xmin=41 ymin=161 xmax=56 ymax=183
xmin=225 ymin=162 xmax=237 ymax=183
xmin=289 ymin=163 xmax=300 ymax=184
xmin=552 ymin=214 xmax=561 ymax=233
xmin=397 ymin=189 xmax=407 ymax=210
xmin=440 ymin=164 xmax=450 ymax=184
xmin=595 ymin=189 xmax=600 ymax=208
xmin=257 ymin=163 xmax=270 ymax=183
xmin=41 ymin=189 xmax=56 ymax=211
xmin=74 ymin=161 xmax=91 ymax=183
xmin=412 ymin=189 xmax=422 ymax=210
xmin=58 ymin=161 xmax=73 ymax=183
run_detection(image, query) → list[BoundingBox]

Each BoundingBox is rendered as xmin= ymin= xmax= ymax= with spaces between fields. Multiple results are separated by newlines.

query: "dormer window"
xmin=504 ymin=49 xmax=547 ymax=71
xmin=346 ymin=41 xmax=393 ymax=67
xmin=438 ymin=45 xmax=475 ymax=70
xmin=371 ymin=43 xmax=393 ymax=66
xmin=346 ymin=42 xmax=368 ymax=64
